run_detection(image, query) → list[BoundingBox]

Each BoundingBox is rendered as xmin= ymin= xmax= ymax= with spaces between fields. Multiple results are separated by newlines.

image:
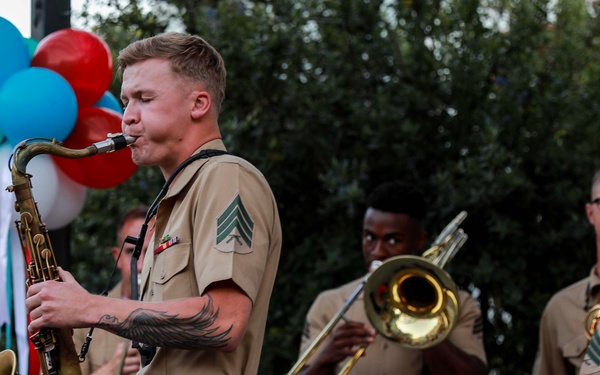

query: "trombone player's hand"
xmin=303 ymin=321 xmax=375 ymax=374
xmin=90 ymin=341 xmax=141 ymax=375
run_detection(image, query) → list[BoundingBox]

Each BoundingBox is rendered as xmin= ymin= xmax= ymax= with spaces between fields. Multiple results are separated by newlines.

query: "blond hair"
xmin=118 ymin=32 xmax=226 ymax=111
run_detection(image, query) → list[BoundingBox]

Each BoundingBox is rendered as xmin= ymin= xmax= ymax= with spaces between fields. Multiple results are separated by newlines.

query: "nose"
xmin=370 ymin=239 xmax=388 ymax=259
xmin=122 ymin=103 xmax=139 ymax=129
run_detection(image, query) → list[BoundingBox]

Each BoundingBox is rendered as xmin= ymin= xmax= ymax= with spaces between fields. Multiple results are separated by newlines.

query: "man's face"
xmin=586 ymin=185 xmax=600 ymax=238
xmin=113 ymin=216 xmax=153 ymax=296
xmin=120 ymin=58 xmax=197 ymax=172
xmin=362 ymin=208 xmax=426 ymax=269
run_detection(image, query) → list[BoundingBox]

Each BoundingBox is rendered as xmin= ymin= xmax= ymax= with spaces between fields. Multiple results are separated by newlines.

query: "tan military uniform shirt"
xmin=138 ymin=139 xmax=282 ymax=375
xmin=73 ymin=282 xmax=129 ymax=375
xmin=300 ymin=277 xmax=487 ymax=375
xmin=533 ymin=266 xmax=600 ymax=375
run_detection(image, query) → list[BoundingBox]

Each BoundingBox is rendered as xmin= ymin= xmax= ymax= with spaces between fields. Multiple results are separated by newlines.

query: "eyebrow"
xmin=121 ymin=89 xmax=149 ymax=101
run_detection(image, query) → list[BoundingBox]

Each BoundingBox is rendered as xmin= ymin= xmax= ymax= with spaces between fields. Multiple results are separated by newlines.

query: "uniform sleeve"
xmin=299 ymin=291 xmax=340 ymax=367
xmin=447 ymin=291 xmax=487 ymax=365
xmin=192 ymin=159 xmax=279 ymax=303
xmin=533 ymin=300 xmax=570 ymax=375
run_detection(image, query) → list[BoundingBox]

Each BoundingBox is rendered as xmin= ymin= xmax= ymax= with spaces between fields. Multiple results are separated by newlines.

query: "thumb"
xmin=57 ymin=267 xmax=76 ymax=283
xmin=113 ymin=342 xmax=126 ymax=359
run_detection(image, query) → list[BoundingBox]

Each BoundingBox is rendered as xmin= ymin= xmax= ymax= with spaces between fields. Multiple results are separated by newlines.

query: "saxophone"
xmin=3 ymin=134 xmax=136 ymax=375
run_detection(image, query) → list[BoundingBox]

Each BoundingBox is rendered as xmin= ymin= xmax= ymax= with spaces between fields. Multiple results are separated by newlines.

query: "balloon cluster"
xmin=0 ymin=17 xmax=137 ymax=229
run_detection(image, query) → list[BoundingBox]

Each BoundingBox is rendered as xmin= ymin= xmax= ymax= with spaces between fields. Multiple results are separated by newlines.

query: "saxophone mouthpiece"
xmin=92 ymin=133 xmax=137 ymax=154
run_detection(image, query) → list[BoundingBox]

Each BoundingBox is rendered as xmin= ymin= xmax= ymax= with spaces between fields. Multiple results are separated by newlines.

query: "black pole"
xmin=31 ymin=0 xmax=73 ymax=268
xmin=31 ymin=0 xmax=71 ymax=41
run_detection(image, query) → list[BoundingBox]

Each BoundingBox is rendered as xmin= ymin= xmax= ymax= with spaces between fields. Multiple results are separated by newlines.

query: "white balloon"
xmin=26 ymin=154 xmax=60 ymax=223
xmin=44 ymin=166 xmax=87 ymax=230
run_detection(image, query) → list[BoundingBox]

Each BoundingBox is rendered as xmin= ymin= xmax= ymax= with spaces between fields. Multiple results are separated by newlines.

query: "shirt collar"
xmin=590 ymin=265 xmax=600 ymax=290
xmin=165 ymin=139 xmax=227 ymax=198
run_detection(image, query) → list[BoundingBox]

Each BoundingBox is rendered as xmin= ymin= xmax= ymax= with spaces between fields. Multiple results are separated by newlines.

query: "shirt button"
xmin=160 ymin=271 xmax=165 ymax=280
xmin=150 ymin=289 xmax=154 ymax=296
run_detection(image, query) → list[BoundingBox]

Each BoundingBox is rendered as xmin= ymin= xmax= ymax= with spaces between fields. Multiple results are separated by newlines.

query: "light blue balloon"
xmin=93 ymin=90 xmax=123 ymax=114
xmin=0 ymin=67 xmax=78 ymax=145
xmin=0 ymin=17 xmax=30 ymax=88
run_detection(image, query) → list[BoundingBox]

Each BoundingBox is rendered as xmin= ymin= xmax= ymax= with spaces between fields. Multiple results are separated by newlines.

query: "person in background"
xmin=297 ymin=181 xmax=487 ymax=375
xmin=73 ymin=206 xmax=153 ymax=375
xmin=25 ymin=31 xmax=282 ymax=374
xmin=532 ymin=169 xmax=600 ymax=375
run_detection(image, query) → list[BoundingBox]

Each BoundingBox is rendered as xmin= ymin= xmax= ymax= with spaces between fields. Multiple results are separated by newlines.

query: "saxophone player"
xmin=73 ymin=206 xmax=153 ymax=375
xmin=25 ymin=32 xmax=282 ymax=374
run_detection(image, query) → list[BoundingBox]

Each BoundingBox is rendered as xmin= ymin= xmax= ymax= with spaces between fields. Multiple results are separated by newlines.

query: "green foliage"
xmin=62 ymin=0 xmax=600 ymax=373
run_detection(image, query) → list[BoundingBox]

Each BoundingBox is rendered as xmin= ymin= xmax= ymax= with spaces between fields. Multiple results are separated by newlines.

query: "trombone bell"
xmin=364 ymin=255 xmax=460 ymax=348
xmin=0 ymin=350 xmax=17 ymax=375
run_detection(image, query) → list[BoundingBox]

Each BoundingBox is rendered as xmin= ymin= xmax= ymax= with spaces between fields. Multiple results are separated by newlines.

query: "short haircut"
xmin=366 ymin=181 xmax=427 ymax=220
xmin=116 ymin=206 xmax=149 ymax=243
xmin=117 ymin=32 xmax=226 ymax=112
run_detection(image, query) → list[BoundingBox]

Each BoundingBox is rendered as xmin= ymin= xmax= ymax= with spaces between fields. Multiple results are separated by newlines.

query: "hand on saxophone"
xmin=26 ymin=267 xmax=94 ymax=333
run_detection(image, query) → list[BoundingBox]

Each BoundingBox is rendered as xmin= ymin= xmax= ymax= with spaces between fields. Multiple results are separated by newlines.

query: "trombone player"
xmin=296 ymin=181 xmax=487 ymax=374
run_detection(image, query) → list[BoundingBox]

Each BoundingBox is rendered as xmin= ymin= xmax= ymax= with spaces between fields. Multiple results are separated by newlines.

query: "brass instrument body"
xmin=0 ymin=350 xmax=18 ymax=375
xmin=3 ymin=135 xmax=134 ymax=375
xmin=585 ymin=304 xmax=600 ymax=340
xmin=364 ymin=255 xmax=459 ymax=348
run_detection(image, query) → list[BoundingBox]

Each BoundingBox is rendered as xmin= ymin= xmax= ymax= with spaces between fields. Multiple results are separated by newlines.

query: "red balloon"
xmin=52 ymin=107 xmax=137 ymax=189
xmin=31 ymin=28 xmax=113 ymax=108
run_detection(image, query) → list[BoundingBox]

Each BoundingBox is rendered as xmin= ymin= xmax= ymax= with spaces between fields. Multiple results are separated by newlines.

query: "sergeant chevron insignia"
xmin=215 ymin=193 xmax=254 ymax=254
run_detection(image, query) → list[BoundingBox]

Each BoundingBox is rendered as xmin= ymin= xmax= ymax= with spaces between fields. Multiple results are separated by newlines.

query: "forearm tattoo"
xmin=96 ymin=296 xmax=232 ymax=349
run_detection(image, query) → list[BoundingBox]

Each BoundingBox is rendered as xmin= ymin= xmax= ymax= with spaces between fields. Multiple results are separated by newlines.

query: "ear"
xmin=112 ymin=247 xmax=120 ymax=261
xmin=190 ymin=91 xmax=211 ymax=120
xmin=586 ymin=203 xmax=595 ymax=225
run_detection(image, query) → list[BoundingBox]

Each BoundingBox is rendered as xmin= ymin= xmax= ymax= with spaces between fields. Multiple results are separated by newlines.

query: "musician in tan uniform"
xmin=25 ymin=32 xmax=282 ymax=374
xmin=73 ymin=206 xmax=152 ymax=375
xmin=533 ymin=169 xmax=600 ymax=375
xmin=298 ymin=181 xmax=487 ymax=375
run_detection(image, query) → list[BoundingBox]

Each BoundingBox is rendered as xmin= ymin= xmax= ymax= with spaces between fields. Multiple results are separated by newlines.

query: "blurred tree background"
xmin=62 ymin=0 xmax=600 ymax=373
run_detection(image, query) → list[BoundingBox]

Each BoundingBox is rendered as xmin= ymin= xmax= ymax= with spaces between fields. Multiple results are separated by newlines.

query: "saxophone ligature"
xmin=3 ymin=133 xmax=135 ymax=375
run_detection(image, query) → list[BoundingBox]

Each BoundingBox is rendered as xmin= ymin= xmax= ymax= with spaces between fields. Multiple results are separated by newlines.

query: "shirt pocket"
xmin=150 ymin=242 xmax=192 ymax=300
xmin=562 ymin=334 xmax=588 ymax=368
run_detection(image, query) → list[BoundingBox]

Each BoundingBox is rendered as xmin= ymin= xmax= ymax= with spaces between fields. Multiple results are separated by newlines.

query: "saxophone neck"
xmin=10 ymin=133 xmax=137 ymax=178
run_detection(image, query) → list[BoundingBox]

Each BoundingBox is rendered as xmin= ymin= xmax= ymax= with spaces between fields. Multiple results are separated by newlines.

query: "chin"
xmin=131 ymin=152 xmax=151 ymax=167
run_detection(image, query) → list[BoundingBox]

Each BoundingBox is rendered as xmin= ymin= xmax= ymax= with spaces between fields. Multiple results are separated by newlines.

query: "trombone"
xmin=287 ymin=211 xmax=468 ymax=375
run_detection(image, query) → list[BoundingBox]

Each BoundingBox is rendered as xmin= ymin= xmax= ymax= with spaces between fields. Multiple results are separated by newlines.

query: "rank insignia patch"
xmin=215 ymin=194 xmax=254 ymax=254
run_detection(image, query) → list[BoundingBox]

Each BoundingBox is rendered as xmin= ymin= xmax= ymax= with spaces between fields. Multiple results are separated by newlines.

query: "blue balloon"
xmin=0 ymin=67 xmax=78 ymax=145
xmin=93 ymin=91 xmax=123 ymax=114
xmin=0 ymin=17 xmax=30 ymax=88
